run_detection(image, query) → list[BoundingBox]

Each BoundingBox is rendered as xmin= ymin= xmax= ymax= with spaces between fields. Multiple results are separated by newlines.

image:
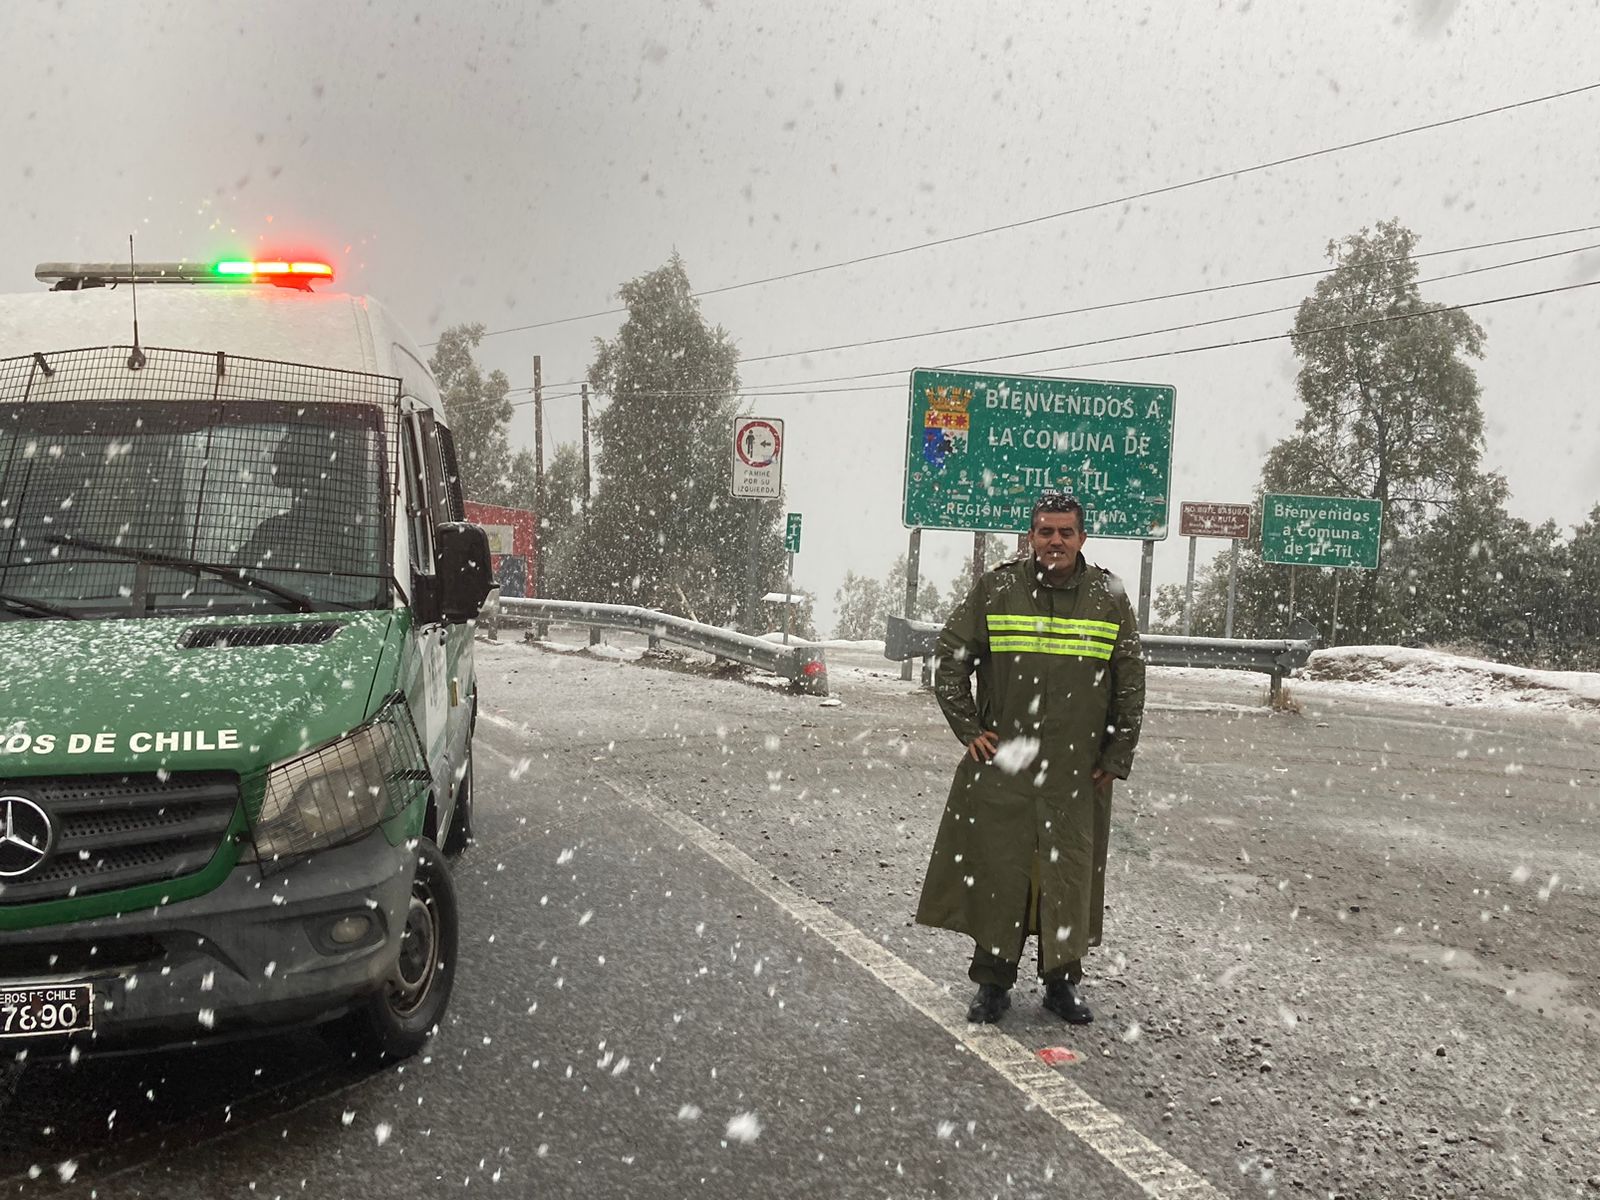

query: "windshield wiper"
xmin=0 ymin=590 xmax=83 ymax=620
xmin=45 ymin=534 xmax=321 ymax=613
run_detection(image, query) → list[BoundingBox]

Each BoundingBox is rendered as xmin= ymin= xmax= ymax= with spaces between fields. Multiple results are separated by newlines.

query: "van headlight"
xmin=245 ymin=699 xmax=430 ymax=863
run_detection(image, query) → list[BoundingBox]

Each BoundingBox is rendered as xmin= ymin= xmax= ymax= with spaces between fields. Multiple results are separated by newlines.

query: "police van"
xmin=0 ymin=258 xmax=492 ymax=1061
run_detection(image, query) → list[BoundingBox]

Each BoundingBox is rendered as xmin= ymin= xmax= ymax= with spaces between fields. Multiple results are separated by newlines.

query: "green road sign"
xmin=902 ymin=368 xmax=1175 ymax=539
xmin=785 ymin=512 xmax=802 ymax=553
xmin=1260 ymin=492 xmax=1383 ymax=569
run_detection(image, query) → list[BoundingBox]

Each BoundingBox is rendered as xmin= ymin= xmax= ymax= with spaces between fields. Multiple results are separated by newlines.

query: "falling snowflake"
xmin=725 ymin=1112 xmax=763 ymax=1143
xmin=992 ymin=737 xmax=1041 ymax=775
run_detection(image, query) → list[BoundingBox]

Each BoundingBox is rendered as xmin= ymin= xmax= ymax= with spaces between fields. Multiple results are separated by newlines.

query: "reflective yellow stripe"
xmin=989 ymin=635 xmax=1114 ymax=659
xmin=986 ymin=614 xmax=1120 ymax=639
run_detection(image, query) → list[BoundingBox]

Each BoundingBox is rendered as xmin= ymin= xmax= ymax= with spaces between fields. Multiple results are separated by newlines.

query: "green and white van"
xmin=0 ymin=259 xmax=493 ymax=1061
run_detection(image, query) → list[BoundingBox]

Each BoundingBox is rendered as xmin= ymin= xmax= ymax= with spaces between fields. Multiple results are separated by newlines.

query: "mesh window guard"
xmin=0 ymin=347 xmax=404 ymax=616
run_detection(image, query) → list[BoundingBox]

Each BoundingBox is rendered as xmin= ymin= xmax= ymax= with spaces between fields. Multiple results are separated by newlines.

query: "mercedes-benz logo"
xmin=0 ymin=795 xmax=54 ymax=880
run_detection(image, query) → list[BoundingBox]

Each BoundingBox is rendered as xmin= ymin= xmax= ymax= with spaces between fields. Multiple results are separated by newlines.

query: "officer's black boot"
xmin=966 ymin=983 xmax=1011 ymax=1024
xmin=1042 ymin=979 xmax=1093 ymax=1024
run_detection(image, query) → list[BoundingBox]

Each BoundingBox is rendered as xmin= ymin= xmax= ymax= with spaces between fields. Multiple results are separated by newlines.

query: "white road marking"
xmin=479 ymin=710 xmax=1221 ymax=1195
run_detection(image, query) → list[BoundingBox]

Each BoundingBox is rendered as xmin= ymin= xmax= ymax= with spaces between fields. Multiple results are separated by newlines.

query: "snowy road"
xmin=3 ymin=635 xmax=1597 ymax=1198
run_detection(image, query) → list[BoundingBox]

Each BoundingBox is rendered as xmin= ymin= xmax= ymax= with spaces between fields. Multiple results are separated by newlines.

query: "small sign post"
xmin=1178 ymin=502 xmax=1253 ymax=636
xmin=782 ymin=513 xmax=802 ymax=644
xmin=733 ymin=417 xmax=785 ymax=631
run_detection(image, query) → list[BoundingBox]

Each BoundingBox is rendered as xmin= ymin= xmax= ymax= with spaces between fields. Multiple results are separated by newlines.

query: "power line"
xmin=735 ymin=240 xmax=1600 ymax=392
xmin=489 ymin=222 xmax=1600 ymax=401
xmin=738 ymin=223 xmax=1600 ymax=366
xmin=1046 ymin=278 xmax=1600 ymax=377
xmin=487 ymin=241 xmax=1592 ymax=405
xmin=856 ymin=278 xmax=1600 ymax=395
xmin=503 ymin=278 xmax=1600 ymax=402
xmin=427 ymin=80 xmax=1600 ymax=346
xmin=694 ymin=82 xmax=1600 ymax=300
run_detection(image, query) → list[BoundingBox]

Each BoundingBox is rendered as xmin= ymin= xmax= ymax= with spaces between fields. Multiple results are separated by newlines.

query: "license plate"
xmin=0 ymin=983 xmax=94 ymax=1039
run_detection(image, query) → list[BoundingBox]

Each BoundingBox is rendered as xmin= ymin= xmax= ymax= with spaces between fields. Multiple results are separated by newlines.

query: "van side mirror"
xmin=434 ymin=522 xmax=495 ymax=624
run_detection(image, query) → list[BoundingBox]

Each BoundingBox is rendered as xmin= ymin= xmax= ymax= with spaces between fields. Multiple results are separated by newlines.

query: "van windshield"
xmin=0 ymin=399 xmax=390 ymax=616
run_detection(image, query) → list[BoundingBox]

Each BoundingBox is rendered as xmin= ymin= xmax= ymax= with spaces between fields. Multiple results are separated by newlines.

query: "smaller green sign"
xmin=1260 ymin=492 xmax=1383 ymax=569
xmin=785 ymin=512 xmax=802 ymax=553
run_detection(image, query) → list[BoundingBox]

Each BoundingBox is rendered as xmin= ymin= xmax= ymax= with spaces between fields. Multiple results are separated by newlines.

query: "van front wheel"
xmin=350 ymin=841 xmax=458 ymax=1063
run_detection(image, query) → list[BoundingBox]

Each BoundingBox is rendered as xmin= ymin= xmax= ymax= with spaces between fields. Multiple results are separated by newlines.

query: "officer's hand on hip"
xmin=1091 ymin=767 xmax=1116 ymax=790
xmin=966 ymin=731 xmax=1000 ymax=762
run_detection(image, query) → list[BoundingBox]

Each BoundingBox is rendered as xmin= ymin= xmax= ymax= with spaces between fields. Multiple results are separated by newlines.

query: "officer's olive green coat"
xmin=914 ymin=553 xmax=1145 ymax=973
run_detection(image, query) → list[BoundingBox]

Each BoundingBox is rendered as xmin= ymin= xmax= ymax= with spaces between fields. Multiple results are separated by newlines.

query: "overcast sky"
xmin=3 ymin=0 xmax=1597 ymax=632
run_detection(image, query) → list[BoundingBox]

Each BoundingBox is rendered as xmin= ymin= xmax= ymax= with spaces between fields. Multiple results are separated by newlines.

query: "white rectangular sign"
xmin=732 ymin=416 xmax=784 ymax=499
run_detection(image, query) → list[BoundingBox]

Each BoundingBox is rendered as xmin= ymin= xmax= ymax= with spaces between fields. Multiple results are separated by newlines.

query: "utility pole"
xmin=971 ymin=530 xmax=984 ymax=586
xmin=532 ymin=355 xmax=545 ymax=599
xmin=580 ymin=382 xmax=592 ymax=519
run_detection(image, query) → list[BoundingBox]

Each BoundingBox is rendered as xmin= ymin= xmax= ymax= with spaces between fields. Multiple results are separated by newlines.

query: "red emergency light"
xmin=214 ymin=260 xmax=335 ymax=282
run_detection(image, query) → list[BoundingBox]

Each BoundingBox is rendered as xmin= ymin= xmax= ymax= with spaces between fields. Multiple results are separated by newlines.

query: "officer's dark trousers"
xmin=966 ymin=855 xmax=1085 ymax=988
xmin=968 ymin=942 xmax=1082 ymax=988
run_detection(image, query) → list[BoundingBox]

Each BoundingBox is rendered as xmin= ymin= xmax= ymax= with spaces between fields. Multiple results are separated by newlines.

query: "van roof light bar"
xmin=35 ymin=260 xmax=336 ymax=291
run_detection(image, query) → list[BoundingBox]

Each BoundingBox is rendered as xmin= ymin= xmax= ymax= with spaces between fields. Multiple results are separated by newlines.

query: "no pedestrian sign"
xmin=732 ymin=417 xmax=784 ymax=499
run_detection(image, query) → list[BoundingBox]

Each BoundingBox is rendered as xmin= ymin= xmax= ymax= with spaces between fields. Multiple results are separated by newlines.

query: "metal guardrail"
xmin=885 ymin=614 xmax=1318 ymax=701
xmin=497 ymin=596 xmax=830 ymax=696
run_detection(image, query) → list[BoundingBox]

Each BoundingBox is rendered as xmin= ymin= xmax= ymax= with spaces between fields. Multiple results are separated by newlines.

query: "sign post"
xmin=1226 ymin=538 xmax=1240 ymax=639
xmin=782 ymin=513 xmax=802 ymax=645
xmin=732 ymin=417 xmax=786 ymax=632
xmin=1178 ymin=502 xmax=1253 ymax=636
xmin=902 ymin=527 xmax=922 ymax=682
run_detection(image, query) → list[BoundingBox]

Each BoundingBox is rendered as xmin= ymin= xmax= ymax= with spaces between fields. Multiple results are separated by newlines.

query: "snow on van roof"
xmin=0 ymin=286 xmax=425 ymax=379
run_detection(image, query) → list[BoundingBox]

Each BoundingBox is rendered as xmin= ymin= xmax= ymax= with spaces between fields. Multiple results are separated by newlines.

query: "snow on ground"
xmin=825 ymin=639 xmax=1600 ymax=712
xmin=507 ymin=625 xmax=1600 ymax=712
xmin=1297 ymin=644 xmax=1600 ymax=711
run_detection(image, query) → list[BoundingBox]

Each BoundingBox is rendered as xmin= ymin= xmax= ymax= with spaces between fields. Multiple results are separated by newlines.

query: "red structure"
xmin=464 ymin=500 xmax=539 ymax=598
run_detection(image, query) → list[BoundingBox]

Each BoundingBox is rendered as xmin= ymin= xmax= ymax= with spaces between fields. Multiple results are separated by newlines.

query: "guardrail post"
xmin=1269 ymin=670 xmax=1283 ymax=705
xmin=589 ymin=625 xmax=603 ymax=646
xmin=920 ymin=654 xmax=933 ymax=688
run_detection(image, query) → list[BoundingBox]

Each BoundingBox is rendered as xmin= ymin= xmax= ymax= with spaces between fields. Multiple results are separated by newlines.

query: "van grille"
xmin=0 ymin=772 xmax=238 ymax=906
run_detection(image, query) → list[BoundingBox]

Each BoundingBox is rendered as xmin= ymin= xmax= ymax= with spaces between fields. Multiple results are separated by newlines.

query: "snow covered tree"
xmin=577 ymin=255 xmax=784 ymax=624
xmin=833 ymin=571 xmax=887 ymax=640
xmin=1261 ymin=219 xmax=1488 ymax=640
xmin=429 ymin=323 xmax=514 ymax=504
xmin=527 ymin=443 xmax=587 ymax=598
